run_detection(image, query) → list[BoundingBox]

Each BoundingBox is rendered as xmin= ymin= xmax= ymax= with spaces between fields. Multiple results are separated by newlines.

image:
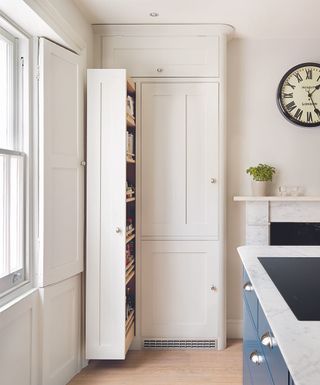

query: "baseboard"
xmin=227 ymin=319 xmax=243 ymax=339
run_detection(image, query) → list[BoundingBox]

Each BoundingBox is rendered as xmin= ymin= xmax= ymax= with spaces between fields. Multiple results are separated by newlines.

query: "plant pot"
xmin=251 ymin=181 xmax=269 ymax=196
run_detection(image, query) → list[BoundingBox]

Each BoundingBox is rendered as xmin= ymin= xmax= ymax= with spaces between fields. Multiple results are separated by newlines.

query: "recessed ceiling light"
xmin=150 ymin=12 xmax=159 ymax=17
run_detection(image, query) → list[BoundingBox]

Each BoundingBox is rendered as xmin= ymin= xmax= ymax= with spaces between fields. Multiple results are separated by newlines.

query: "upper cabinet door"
xmin=101 ymin=36 xmax=219 ymax=77
xmin=38 ymin=38 xmax=84 ymax=287
xmin=141 ymin=82 xmax=219 ymax=239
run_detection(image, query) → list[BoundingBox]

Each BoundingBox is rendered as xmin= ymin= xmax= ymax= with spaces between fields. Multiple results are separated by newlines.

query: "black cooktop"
xmin=258 ymin=257 xmax=320 ymax=321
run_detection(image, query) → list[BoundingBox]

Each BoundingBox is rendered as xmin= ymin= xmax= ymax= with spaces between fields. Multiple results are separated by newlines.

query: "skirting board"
xmin=227 ymin=319 xmax=243 ymax=339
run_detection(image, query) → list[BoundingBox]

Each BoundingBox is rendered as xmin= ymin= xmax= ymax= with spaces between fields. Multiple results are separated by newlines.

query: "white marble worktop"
xmin=238 ymin=245 xmax=320 ymax=385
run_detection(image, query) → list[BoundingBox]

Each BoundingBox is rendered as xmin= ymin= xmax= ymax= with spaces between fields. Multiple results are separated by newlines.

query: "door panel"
xmin=38 ymin=38 xmax=84 ymax=286
xmin=40 ymin=275 xmax=81 ymax=385
xmin=141 ymin=241 xmax=218 ymax=338
xmin=141 ymin=82 xmax=219 ymax=239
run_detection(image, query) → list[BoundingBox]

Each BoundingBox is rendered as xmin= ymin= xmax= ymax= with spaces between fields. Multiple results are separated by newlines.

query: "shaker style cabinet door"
xmin=38 ymin=38 xmax=84 ymax=287
xmin=141 ymin=240 xmax=219 ymax=339
xmin=141 ymin=82 xmax=219 ymax=239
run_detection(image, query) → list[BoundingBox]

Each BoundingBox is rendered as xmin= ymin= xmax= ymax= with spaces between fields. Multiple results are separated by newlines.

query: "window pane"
xmin=0 ymin=155 xmax=6 ymax=278
xmin=0 ymin=152 xmax=24 ymax=280
xmin=0 ymin=34 xmax=14 ymax=150
xmin=9 ymin=156 xmax=24 ymax=273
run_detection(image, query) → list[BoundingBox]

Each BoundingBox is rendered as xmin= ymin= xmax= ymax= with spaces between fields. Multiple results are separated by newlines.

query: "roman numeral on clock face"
xmin=305 ymin=69 xmax=313 ymax=80
xmin=307 ymin=112 xmax=313 ymax=122
xmin=286 ymin=82 xmax=296 ymax=90
xmin=294 ymin=72 xmax=303 ymax=83
xmin=283 ymin=93 xmax=293 ymax=98
xmin=294 ymin=108 xmax=303 ymax=120
xmin=286 ymin=101 xmax=297 ymax=112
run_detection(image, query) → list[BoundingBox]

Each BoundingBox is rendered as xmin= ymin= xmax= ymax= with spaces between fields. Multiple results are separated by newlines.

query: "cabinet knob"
xmin=115 ymin=227 xmax=121 ymax=234
xmin=260 ymin=331 xmax=275 ymax=349
xmin=210 ymin=285 xmax=217 ymax=291
xmin=210 ymin=178 xmax=217 ymax=184
xmin=156 ymin=68 xmax=163 ymax=73
xmin=243 ymin=282 xmax=254 ymax=292
xmin=80 ymin=160 xmax=86 ymax=166
xmin=249 ymin=351 xmax=263 ymax=365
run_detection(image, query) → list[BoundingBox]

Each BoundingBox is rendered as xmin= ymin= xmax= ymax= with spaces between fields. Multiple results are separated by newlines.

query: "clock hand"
xmin=308 ymin=92 xmax=320 ymax=117
xmin=307 ymin=84 xmax=320 ymax=97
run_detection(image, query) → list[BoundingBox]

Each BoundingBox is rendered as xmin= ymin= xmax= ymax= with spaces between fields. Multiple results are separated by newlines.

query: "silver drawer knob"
xmin=115 ymin=227 xmax=121 ymax=234
xmin=249 ymin=351 xmax=263 ymax=365
xmin=260 ymin=331 xmax=275 ymax=349
xmin=156 ymin=68 xmax=163 ymax=73
xmin=243 ymin=282 xmax=254 ymax=292
xmin=80 ymin=161 xmax=86 ymax=166
xmin=210 ymin=178 xmax=217 ymax=184
xmin=210 ymin=285 xmax=217 ymax=291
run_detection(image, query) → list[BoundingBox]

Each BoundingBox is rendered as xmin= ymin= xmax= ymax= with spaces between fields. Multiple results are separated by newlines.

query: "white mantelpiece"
xmin=234 ymin=196 xmax=320 ymax=245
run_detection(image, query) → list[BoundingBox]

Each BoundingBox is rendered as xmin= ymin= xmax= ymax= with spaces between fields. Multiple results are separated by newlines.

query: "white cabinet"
xmin=101 ymin=35 xmax=219 ymax=77
xmin=38 ymin=38 xmax=84 ymax=287
xmin=40 ymin=275 xmax=81 ymax=385
xmin=141 ymin=82 xmax=219 ymax=239
xmin=141 ymin=241 xmax=219 ymax=339
xmin=86 ymin=70 xmax=136 ymax=359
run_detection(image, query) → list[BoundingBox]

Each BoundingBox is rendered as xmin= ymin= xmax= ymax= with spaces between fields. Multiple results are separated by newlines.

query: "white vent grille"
xmin=143 ymin=339 xmax=217 ymax=350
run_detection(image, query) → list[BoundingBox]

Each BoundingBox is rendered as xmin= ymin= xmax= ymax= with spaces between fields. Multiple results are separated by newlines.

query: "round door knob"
xmin=210 ymin=178 xmax=217 ymax=184
xmin=260 ymin=331 xmax=275 ymax=349
xmin=249 ymin=351 xmax=263 ymax=365
xmin=156 ymin=68 xmax=163 ymax=73
xmin=115 ymin=227 xmax=121 ymax=234
xmin=243 ymin=282 xmax=254 ymax=292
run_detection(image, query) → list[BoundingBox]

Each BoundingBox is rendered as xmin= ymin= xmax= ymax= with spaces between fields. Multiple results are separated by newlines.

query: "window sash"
xmin=0 ymin=149 xmax=26 ymax=294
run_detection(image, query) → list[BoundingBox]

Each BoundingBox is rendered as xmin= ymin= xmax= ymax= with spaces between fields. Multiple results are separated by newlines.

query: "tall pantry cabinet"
xmin=87 ymin=24 xmax=233 ymax=358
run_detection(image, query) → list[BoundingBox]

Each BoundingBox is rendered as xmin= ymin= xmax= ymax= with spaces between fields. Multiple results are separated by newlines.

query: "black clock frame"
xmin=277 ymin=62 xmax=320 ymax=128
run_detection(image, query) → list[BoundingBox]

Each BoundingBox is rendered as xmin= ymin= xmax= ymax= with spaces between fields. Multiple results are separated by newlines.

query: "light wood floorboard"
xmin=68 ymin=339 xmax=242 ymax=385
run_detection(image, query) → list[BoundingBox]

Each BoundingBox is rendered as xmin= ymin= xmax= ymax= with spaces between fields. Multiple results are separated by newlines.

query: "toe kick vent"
xmin=143 ymin=339 xmax=217 ymax=350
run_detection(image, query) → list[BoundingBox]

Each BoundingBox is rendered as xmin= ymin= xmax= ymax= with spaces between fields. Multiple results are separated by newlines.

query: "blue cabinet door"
xmin=243 ymin=301 xmax=274 ymax=385
xmin=243 ymin=270 xmax=258 ymax=329
xmin=258 ymin=304 xmax=289 ymax=385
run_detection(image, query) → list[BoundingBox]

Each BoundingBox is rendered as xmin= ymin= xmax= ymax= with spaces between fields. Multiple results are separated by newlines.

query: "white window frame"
xmin=0 ymin=14 xmax=33 ymax=304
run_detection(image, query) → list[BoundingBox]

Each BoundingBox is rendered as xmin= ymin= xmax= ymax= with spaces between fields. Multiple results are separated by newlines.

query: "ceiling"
xmin=73 ymin=0 xmax=320 ymax=39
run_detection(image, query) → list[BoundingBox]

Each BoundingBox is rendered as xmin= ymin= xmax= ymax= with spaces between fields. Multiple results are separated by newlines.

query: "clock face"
xmin=277 ymin=63 xmax=320 ymax=127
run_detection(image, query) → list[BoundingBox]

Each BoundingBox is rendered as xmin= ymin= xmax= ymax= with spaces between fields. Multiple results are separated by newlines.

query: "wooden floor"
xmin=68 ymin=339 xmax=242 ymax=385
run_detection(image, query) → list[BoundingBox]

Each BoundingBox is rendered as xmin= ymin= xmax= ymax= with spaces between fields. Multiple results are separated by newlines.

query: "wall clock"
xmin=277 ymin=62 xmax=320 ymax=127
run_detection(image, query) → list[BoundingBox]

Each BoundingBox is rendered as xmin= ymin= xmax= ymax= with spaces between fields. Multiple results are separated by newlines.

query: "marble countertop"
xmin=238 ymin=246 xmax=320 ymax=385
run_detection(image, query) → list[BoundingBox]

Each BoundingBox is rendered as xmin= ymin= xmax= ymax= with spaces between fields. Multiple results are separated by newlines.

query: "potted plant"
xmin=246 ymin=163 xmax=276 ymax=196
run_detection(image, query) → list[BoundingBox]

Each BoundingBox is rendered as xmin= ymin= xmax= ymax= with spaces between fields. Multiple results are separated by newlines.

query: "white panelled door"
xmin=141 ymin=82 xmax=219 ymax=239
xmin=38 ymin=38 xmax=84 ymax=287
xmin=141 ymin=241 xmax=219 ymax=338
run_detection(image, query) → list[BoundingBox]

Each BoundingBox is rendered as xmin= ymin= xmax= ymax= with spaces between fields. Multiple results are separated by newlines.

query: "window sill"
xmin=0 ymin=284 xmax=37 ymax=312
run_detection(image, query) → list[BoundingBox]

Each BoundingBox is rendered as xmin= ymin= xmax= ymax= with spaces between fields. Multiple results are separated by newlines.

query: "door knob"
xmin=243 ymin=282 xmax=254 ymax=292
xmin=249 ymin=351 xmax=263 ymax=365
xmin=156 ymin=68 xmax=163 ymax=73
xmin=210 ymin=178 xmax=216 ymax=184
xmin=80 ymin=161 xmax=86 ymax=166
xmin=260 ymin=331 xmax=275 ymax=349
xmin=210 ymin=285 xmax=217 ymax=291
xmin=115 ymin=227 xmax=121 ymax=234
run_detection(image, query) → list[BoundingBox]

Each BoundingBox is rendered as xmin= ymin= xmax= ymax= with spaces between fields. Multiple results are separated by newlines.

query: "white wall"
xmin=227 ymin=38 xmax=320 ymax=335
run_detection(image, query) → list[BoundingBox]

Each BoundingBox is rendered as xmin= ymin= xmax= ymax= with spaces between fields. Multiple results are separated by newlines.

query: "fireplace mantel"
xmin=234 ymin=196 xmax=320 ymax=245
xmin=234 ymin=196 xmax=320 ymax=202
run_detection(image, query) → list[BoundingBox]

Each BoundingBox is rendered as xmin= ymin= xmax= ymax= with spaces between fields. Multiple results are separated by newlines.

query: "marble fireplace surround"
xmin=234 ymin=196 xmax=320 ymax=245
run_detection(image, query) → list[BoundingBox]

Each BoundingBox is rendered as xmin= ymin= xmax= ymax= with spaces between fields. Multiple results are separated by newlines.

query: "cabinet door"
xmin=38 ymin=38 xmax=84 ymax=286
xmin=86 ymin=69 xmax=127 ymax=359
xmin=141 ymin=82 xmax=219 ymax=239
xmin=102 ymin=36 xmax=219 ymax=77
xmin=243 ymin=302 xmax=274 ymax=385
xmin=141 ymin=241 xmax=219 ymax=338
